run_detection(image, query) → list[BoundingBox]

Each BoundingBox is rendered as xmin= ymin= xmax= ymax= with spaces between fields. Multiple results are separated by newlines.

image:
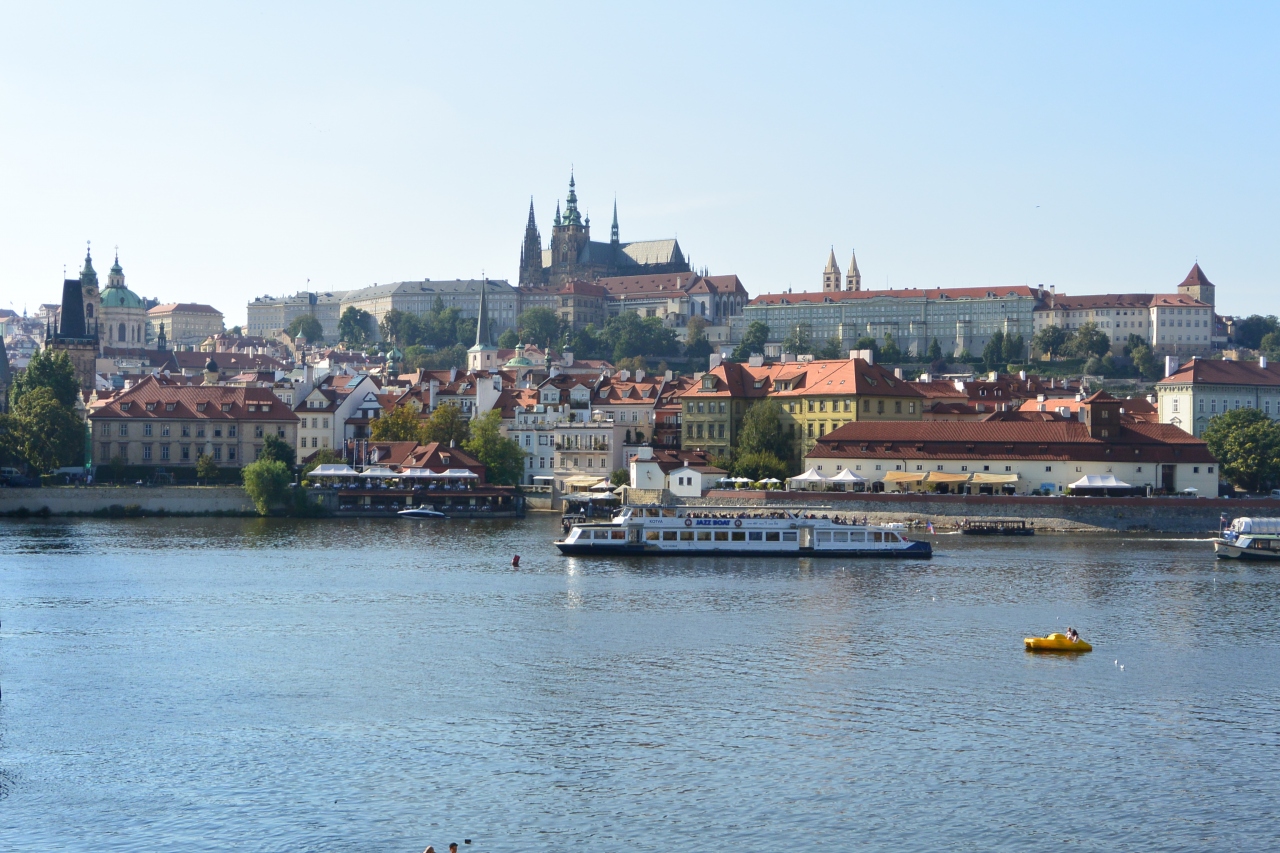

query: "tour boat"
xmin=1214 ymin=517 xmax=1280 ymax=560
xmin=397 ymin=507 xmax=448 ymax=520
xmin=555 ymin=506 xmax=932 ymax=558
xmin=961 ymin=519 xmax=1034 ymax=536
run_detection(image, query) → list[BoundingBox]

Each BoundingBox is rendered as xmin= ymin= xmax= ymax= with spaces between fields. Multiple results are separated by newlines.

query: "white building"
xmin=1156 ymin=356 xmax=1280 ymax=437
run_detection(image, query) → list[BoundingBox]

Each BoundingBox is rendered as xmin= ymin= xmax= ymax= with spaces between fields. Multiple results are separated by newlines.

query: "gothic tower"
xmin=48 ymin=256 xmax=100 ymax=393
xmin=846 ymin=249 xmax=862 ymax=291
xmin=1177 ymin=263 xmax=1215 ymax=309
xmin=550 ymin=172 xmax=590 ymax=272
xmin=518 ymin=197 xmax=544 ymax=287
xmin=822 ymin=247 xmax=841 ymax=292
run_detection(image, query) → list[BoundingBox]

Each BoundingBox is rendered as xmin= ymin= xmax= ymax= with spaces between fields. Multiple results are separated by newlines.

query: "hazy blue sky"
xmin=2 ymin=2 xmax=1276 ymax=325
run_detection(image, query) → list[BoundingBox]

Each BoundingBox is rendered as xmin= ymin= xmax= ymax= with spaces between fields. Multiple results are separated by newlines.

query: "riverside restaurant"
xmin=307 ymin=463 xmax=524 ymax=517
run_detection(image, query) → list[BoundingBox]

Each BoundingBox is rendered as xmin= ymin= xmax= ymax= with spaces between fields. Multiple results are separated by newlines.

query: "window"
xmin=1193 ymin=466 xmax=1200 ymax=473
xmin=807 ymin=423 xmax=813 ymax=438
xmin=118 ymin=443 xmax=128 ymax=458
xmin=213 ymin=426 xmax=223 ymax=438
xmin=1005 ymin=466 xmax=1012 ymax=472
xmin=719 ymin=402 xmax=726 ymax=414
xmin=819 ymin=400 xmax=826 ymax=412
xmin=118 ymin=423 xmax=128 ymax=436
xmin=862 ymin=400 xmax=870 ymax=412
xmin=196 ymin=426 xmax=205 ymax=437
xmin=99 ymin=423 xmax=110 ymax=435
xmin=909 ymin=402 xmax=916 ymax=414
xmin=228 ymin=447 xmax=236 ymax=462
xmin=229 ymin=425 xmax=237 ymax=438
xmin=717 ymin=423 xmax=725 ymax=439
xmin=765 ymin=531 xmax=780 ymax=542
xmin=808 ymin=401 xmax=815 ymax=413
xmin=983 ymin=465 xmax=990 ymax=472
xmin=1208 ymin=466 xmax=1214 ymax=474
xmin=322 ymin=418 xmax=329 ymax=428
xmin=213 ymin=446 xmax=222 ymax=461
xmin=160 ymin=445 xmax=170 ymax=461
xmin=277 ymin=428 xmax=286 ymax=438
xmin=254 ymin=425 xmax=264 ymax=438
xmin=877 ymin=400 xmax=884 ymax=414
xmin=142 ymin=445 xmax=152 ymax=460
xmin=1045 ymin=466 xmax=1052 ymax=472
xmin=181 ymin=445 xmax=190 ymax=460
xmin=143 ymin=423 xmax=152 ymax=437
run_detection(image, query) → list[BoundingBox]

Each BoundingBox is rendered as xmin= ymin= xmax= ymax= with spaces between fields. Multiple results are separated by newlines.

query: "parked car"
xmin=0 ymin=467 xmax=40 ymax=488
xmin=1271 ymin=489 xmax=1280 ymax=499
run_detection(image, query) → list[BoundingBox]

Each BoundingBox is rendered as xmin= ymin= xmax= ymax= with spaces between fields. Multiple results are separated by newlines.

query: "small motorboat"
xmin=1025 ymin=632 xmax=1092 ymax=652
xmin=397 ymin=507 xmax=447 ymax=520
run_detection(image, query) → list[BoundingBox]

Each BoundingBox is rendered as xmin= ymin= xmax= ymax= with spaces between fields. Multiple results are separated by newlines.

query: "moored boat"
xmin=960 ymin=519 xmax=1034 ymax=536
xmin=555 ymin=505 xmax=932 ymax=558
xmin=1214 ymin=517 xmax=1280 ymax=560
xmin=397 ymin=507 xmax=448 ymax=520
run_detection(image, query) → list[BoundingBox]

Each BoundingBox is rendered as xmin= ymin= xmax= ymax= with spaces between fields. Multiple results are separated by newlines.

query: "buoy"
xmin=511 ymin=555 xmax=520 ymax=568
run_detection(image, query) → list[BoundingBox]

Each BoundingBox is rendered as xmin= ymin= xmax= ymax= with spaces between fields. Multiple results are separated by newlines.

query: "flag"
xmin=927 ymin=521 xmax=935 ymax=535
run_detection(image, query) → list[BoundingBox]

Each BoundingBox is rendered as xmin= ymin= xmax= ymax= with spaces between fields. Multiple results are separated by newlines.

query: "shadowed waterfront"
xmin=1 ymin=517 xmax=1277 ymax=851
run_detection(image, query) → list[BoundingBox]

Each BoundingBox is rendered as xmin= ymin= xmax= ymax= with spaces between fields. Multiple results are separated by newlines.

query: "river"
xmin=1 ymin=516 xmax=1277 ymax=851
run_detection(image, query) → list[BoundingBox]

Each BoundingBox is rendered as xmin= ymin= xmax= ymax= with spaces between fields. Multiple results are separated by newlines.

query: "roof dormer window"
xmin=166 ymin=403 xmax=176 ymax=411
xmin=120 ymin=402 xmax=131 ymax=411
xmin=196 ymin=403 xmax=207 ymax=412
xmin=145 ymin=402 xmax=156 ymax=411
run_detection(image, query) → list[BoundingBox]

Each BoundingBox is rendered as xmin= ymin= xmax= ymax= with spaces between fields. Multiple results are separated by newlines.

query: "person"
xmin=1067 ymin=627 xmax=1080 ymax=643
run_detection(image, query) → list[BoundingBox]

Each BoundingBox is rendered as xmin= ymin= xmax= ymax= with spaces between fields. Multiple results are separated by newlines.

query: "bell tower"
xmin=822 ymin=248 xmax=841 ymax=292
xmin=846 ymin=248 xmax=862 ymax=291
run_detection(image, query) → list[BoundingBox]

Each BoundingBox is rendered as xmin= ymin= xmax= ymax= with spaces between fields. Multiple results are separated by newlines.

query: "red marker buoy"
xmin=511 ymin=555 xmax=521 ymax=568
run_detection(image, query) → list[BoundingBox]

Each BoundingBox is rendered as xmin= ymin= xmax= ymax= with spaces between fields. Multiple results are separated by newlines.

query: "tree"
xmin=1234 ymin=315 xmax=1279 ymax=350
xmin=1203 ymin=408 xmax=1280 ymax=493
xmin=732 ymin=321 xmax=769 ymax=361
xmin=1260 ymin=332 xmax=1280 ymax=360
xmin=241 ymin=459 xmax=293 ymax=515
xmin=517 ymin=307 xmax=563 ymax=349
xmin=982 ymin=330 xmax=1006 ymax=372
xmin=1122 ymin=333 xmax=1146 ymax=357
xmin=853 ymin=336 xmax=879 ymax=359
xmin=339 ymin=307 xmax=374 ymax=346
xmin=815 ymin=336 xmax=844 ymax=360
xmin=737 ymin=398 xmax=791 ymax=461
xmin=610 ymin=467 xmax=629 ymax=487
xmin=371 ymin=404 xmax=425 ymax=442
xmin=380 ymin=309 xmax=424 ymax=346
xmin=195 ymin=453 xmax=219 ymax=485
xmin=616 ymin=355 xmax=649 ymax=373
xmin=732 ymin=450 xmax=790 ymax=482
xmin=11 ymin=347 xmax=79 ymax=409
xmin=1002 ymin=332 xmax=1024 ymax=364
xmin=228 ymin=326 xmax=243 ymax=336
xmin=285 ymin=314 xmax=324 ymax=343
xmin=301 ymin=447 xmax=341 ymax=482
xmin=463 ymin=409 xmax=524 ymax=485
xmin=421 ymin=403 xmax=471 ymax=446
xmin=497 ymin=328 xmax=519 ymax=349
xmin=781 ymin=324 xmax=812 ymax=355
xmin=12 ymin=387 xmax=84 ymax=471
xmin=880 ymin=332 xmax=902 ymax=364
xmin=260 ymin=433 xmax=296 ymax=467
xmin=1129 ymin=344 xmax=1161 ymax=381
xmin=601 ymin=312 xmax=678 ymax=364
xmin=0 ymin=414 xmax=22 ymax=469
xmin=404 ymin=344 xmax=468 ymax=371
xmin=1031 ymin=325 xmax=1069 ymax=359
xmin=1068 ymin=322 xmax=1110 ymax=359
xmin=926 ymin=337 xmax=943 ymax=363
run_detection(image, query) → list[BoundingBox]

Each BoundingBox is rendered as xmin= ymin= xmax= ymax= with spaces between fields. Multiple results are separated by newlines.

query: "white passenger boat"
xmin=1214 ymin=517 xmax=1280 ymax=560
xmin=397 ymin=507 xmax=448 ymax=520
xmin=555 ymin=505 xmax=932 ymax=558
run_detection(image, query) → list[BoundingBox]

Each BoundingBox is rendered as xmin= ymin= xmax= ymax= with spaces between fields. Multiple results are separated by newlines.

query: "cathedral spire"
xmin=822 ymin=246 xmax=841 ymax=292
xmin=845 ymin=248 xmax=862 ymax=291
xmin=526 ymin=197 xmax=537 ymax=228
xmin=563 ymin=170 xmax=582 ymax=226
xmin=610 ymin=198 xmax=619 ymax=244
xmin=554 ymin=200 xmax=562 ymax=227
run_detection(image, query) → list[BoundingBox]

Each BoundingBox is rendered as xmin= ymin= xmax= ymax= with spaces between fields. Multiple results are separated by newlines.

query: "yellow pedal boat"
xmin=1025 ymin=632 xmax=1092 ymax=652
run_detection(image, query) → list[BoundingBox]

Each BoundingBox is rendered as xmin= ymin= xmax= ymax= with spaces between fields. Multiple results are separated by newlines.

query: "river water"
xmin=0 ymin=516 xmax=1277 ymax=851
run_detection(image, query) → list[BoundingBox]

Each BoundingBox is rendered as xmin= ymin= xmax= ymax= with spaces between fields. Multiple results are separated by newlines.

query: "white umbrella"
xmin=360 ymin=467 xmax=399 ymax=478
xmin=590 ymin=479 xmax=617 ymax=491
xmin=442 ymin=468 xmax=480 ymax=479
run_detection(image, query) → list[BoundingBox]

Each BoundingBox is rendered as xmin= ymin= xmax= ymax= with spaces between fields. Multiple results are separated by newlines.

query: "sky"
xmin=1 ymin=2 xmax=1277 ymax=326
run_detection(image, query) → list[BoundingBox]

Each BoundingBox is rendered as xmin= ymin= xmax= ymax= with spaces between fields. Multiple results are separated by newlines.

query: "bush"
xmin=241 ymin=459 xmax=293 ymax=515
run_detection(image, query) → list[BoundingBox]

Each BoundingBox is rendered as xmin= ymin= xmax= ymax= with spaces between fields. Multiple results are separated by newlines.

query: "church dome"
xmin=205 ymin=357 xmax=219 ymax=372
xmin=504 ymin=344 xmax=534 ymax=369
xmin=100 ymin=283 xmax=145 ymax=309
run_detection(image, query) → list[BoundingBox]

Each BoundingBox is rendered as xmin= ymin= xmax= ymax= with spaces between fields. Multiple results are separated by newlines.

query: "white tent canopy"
xmin=788 ymin=469 xmax=829 ymax=483
xmin=309 ymin=464 xmax=359 ymax=477
xmin=590 ymin=479 xmax=617 ymax=491
xmin=442 ymin=468 xmax=480 ymax=479
xmin=360 ymin=467 xmax=400 ymax=478
xmin=829 ymin=469 xmax=866 ymax=483
xmin=1068 ymin=474 xmax=1132 ymax=489
xmin=757 ymin=478 xmax=783 ymax=484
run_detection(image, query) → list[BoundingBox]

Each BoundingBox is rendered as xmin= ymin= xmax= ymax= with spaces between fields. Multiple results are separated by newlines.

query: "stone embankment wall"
xmin=635 ymin=490 xmax=1274 ymax=534
xmin=0 ymin=486 xmax=256 ymax=516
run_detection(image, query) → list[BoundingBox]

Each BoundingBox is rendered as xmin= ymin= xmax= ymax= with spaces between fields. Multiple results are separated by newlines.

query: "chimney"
xmin=709 ymin=352 xmax=723 ymax=369
xmin=1019 ymin=370 xmax=1027 ymax=380
xmin=1037 ymin=394 xmax=1045 ymax=402
xmin=988 ymin=371 xmax=998 ymax=381
xmin=1164 ymin=356 xmax=1179 ymax=378
xmin=782 ymin=352 xmax=794 ymax=363
xmin=562 ymin=351 xmax=575 ymax=367
xmin=894 ymin=367 xmax=904 ymax=380
xmin=664 ymin=369 xmax=673 ymax=381
xmin=748 ymin=353 xmax=765 ymax=368
xmin=1261 ymin=355 xmax=1269 ymax=370
xmin=635 ymin=369 xmax=645 ymax=382
xmin=920 ymin=372 xmax=932 ymax=383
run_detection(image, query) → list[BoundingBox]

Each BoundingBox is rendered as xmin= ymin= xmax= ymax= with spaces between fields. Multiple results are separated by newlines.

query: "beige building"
xmin=1156 ymin=356 xmax=1280 ymax=437
xmin=98 ymin=253 xmax=150 ymax=349
xmin=148 ymin=303 xmax=225 ymax=347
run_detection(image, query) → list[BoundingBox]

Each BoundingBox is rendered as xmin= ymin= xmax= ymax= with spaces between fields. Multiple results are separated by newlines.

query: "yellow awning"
xmin=881 ymin=471 xmax=926 ymax=483
xmin=562 ymin=475 xmax=607 ymax=487
xmin=970 ymin=472 xmax=1019 ymax=484
xmin=925 ymin=472 xmax=971 ymax=483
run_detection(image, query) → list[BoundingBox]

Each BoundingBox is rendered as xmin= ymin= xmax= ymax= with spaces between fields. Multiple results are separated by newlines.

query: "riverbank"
xmin=627 ymin=489 xmax=1276 ymax=534
xmin=0 ymin=485 xmax=256 ymax=517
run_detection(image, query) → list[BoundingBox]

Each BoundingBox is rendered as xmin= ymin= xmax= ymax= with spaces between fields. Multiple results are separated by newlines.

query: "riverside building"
xmin=1156 ymin=356 xmax=1280 ymax=437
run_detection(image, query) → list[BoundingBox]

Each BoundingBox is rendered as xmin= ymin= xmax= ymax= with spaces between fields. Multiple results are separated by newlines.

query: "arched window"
xmin=85 ymin=303 xmax=94 ymax=318
xmin=118 ymin=323 xmax=127 ymax=341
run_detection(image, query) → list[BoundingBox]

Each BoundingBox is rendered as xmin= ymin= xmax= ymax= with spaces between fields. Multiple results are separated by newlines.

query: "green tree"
xmin=1129 ymin=344 xmax=1161 ymax=381
xmin=733 ymin=450 xmax=790 ymax=482
xmin=241 ymin=459 xmax=293 ymax=515
xmin=11 ymin=347 xmax=79 ymax=409
xmin=781 ymin=324 xmax=812 ymax=355
xmin=926 ymin=337 xmax=943 ymax=363
xmin=12 ymin=387 xmax=84 ymax=471
xmin=616 ymin=355 xmax=649 ymax=373
xmin=195 ymin=453 xmax=219 ymax=485
xmin=610 ymin=467 xmax=629 ymax=487
xmin=601 ymin=312 xmax=678 ymax=364
xmin=0 ymin=414 xmax=22 ymax=469
xmin=732 ymin=321 xmax=770 ymax=361
xmin=815 ymin=336 xmax=844 ymax=360
xmin=339 ymin=307 xmax=374 ymax=346
xmin=1259 ymin=331 xmax=1280 ymax=360
xmin=853 ymin=336 xmax=880 ymax=359
xmin=463 ymin=409 xmax=524 ymax=485
xmin=982 ymin=330 xmax=1006 ymax=372
xmin=1068 ymin=322 xmax=1110 ymax=359
xmin=260 ymin=433 xmax=296 ymax=467
xmin=421 ymin=403 xmax=471 ymax=446
xmin=880 ymin=331 xmax=902 ymax=364
xmin=1122 ymin=333 xmax=1146 ymax=357
xmin=1002 ymin=332 xmax=1024 ymax=364
xmin=956 ymin=349 xmax=975 ymax=363
xmin=228 ymin=325 xmax=243 ymax=336
xmin=371 ymin=404 xmax=425 ymax=442
xmin=1234 ymin=315 xmax=1279 ymax=350
xmin=497 ymin=327 xmax=520 ymax=349
xmin=1203 ymin=408 xmax=1280 ymax=493
xmin=517 ymin=307 xmax=563 ymax=349
xmin=285 ymin=314 xmax=324 ymax=343
xmin=737 ymin=398 xmax=791 ymax=461
xmin=1031 ymin=324 xmax=1069 ymax=359
xmin=300 ymin=447 xmax=341 ymax=482
xmin=380 ymin=309 xmax=424 ymax=346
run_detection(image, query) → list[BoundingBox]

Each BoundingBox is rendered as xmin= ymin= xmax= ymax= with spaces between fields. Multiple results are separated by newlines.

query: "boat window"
xmin=594 ymin=530 xmax=611 ymax=540
xmin=680 ymin=531 xmax=695 ymax=541
xmin=748 ymin=531 xmax=763 ymax=541
xmin=731 ymin=531 xmax=746 ymax=541
xmin=765 ymin=531 xmax=781 ymax=542
xmin=662 ymin=530 xmax=678 ymax=541
xmin=611 ymin=530 xmax=626 ymax=540
xmin=873 ymin=532 xmax=883 ymax=543
xmin=714 ymin=531 xmax=729 ymax=541
xmin=833 ymin=531 xmax=848 ymax=543
xmin=697 ymin=531 xmax=712 ymax=541
xmin=782 ymin=532 xmax=798 ymax=542
xmin=645 ymin=508 xmax=660 ymax=517
xmin=817 ymin=532 xmax=831 ymax=543
xmin=645 ymin=530 xmax=661 ymax=541
xmin=662 ymin=508 xmax=677 ymax=517
xmin=889 ymin=533 xmax=902 ymax=542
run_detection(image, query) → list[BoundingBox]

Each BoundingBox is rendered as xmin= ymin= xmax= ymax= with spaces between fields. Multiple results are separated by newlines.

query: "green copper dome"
xmin=100 ymin=284 xmax=145 ymax=309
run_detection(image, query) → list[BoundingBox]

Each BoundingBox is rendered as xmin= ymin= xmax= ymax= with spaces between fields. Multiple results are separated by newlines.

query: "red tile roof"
xmin=750 ymin=285 xmax=1041 ymax=306
xmin=1158 ymin=358 xmax=1280 ymax=387
xmin=91 ymin=375 xmax=298 ymax=421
